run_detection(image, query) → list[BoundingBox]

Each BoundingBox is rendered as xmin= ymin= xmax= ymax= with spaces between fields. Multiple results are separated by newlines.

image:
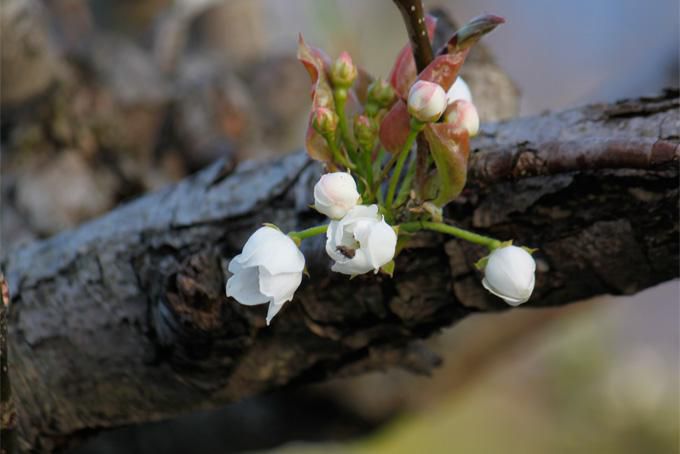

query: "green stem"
xmin=373 ymin=147 xmax=386 ymax=172
xmin=325 ymin=133 xmax=353 ymax=170
xmin=334 ymin=89 xmax=358 ymax=162
xmin=288 ymin=224 xmax=329 ymax=242
xmin=399 ymin=221 xmax=501 ymax=250
xmin=377 ymin=150 xmax=398 ymax=183
xmin=386 ymin=121 xmax=422 ymax=210
xmin=394 ymin=153 xmax=417 ymax=207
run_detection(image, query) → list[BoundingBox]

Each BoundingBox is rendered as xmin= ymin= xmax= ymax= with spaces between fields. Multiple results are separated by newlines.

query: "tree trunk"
xmin=2 ymin=90 xmax=678 ymax=452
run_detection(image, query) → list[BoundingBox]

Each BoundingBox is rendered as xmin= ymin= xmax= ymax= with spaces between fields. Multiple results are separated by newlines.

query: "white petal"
xmin=325 ymin=220 xmax=346 ymax=262
xmin=447 ymin=77 xmax=472 ymax=103
xmin=238 ymin=226 xmax=305 ymax=274
xmin=226 ymin=266 xmax=268 ymax=306
xmin=266 ymin=302 xmax=285 ymax=325
xmin=330 ymin=248 xmax=373 ymax=275
xmin=314 ymin=180 xmax=335 ymax=207
xmin=228 ymin=255 xmax=244 ymax=273
xmin=259 ymin=267 xmax=302 ymax=305
xmin=364 ymin=220 xmax=397 ymax=270
xmin=343 ymin=204 xmax=379 ymax=222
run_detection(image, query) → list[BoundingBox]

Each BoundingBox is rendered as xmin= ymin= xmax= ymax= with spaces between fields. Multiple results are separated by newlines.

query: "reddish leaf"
xmin=423 ymin=122 xmax=470 ymax=206
xmin=305 ymin=118 xmax=333 ymax=162
xmin=378 ymin=100 xmax=410 ymax=154
xmin=388 ymin=15 xmax=437 ymax=99
xmin=416 ymin=50 xmax=469 ymax=92
xmin=298 ymin=35 xmax=336 ymax=162
xmin=439 ymin=14 xmax=505 ymax=55
xmin=297 ymin=34 xmax=332 ymax=103
xmin=353 ymin=67 xmax=374 ymax=105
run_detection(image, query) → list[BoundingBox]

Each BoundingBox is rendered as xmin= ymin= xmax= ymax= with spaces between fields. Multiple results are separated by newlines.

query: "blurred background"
xmin=1 ymin=0 xmax=678 ymax=452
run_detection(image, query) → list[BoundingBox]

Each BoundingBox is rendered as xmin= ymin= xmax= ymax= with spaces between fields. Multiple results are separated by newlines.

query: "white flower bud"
xmin=313 ymin=172 xmax=360 ymax=220
xmin=482 ymin=245 xmax=536 ymax=306
xmin=407 ymin=80 xmax=447 ymax=123
xmin=326 ymin=204 xmax=397 ymax=275
xmin=446 ymin=77 xmax=472 ymax=104
xmin=444 ymin=99 xmax=480 ymax=137
xmin=226 ymin=226 xmax=305 ymax=325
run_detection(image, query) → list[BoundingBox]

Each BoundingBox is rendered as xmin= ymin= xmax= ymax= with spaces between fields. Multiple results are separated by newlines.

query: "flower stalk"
xmin=386 ymin=119 xmax=423 ymax=211
xmin=399 ymin=221 xmax=501 ymax=250
xmin=288 ymin=224 xmax=328 ymax=242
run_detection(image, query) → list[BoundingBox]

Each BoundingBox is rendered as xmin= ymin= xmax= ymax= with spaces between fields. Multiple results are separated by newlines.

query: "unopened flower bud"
xmin=367 ymin=78 xmax=396 ymax=107
xmin=311 ymin=107 xmax=339 ymax=136
xmin=330 ymin=51 xmax=358 ymax=88
xmin=314 ymin=172 xmax=360 ymax=219
xmin=407 ymin=80 xmax=447 ymax=123
xmin=444 ymin=99 xmax=480 ymax=137
xmin=481 ymin=246 xmax=536 ymax=306
xmin=353 ymin=114 xmax=377 ymax=151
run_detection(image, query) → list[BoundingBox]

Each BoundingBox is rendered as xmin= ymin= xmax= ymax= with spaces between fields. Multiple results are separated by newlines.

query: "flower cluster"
xmin=226 ymin=13 xmax=538 ymax=325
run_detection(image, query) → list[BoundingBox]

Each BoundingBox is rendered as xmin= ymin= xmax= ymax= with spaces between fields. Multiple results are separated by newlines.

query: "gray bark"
xmin=2 ymin=90 xmax=678 ymax=452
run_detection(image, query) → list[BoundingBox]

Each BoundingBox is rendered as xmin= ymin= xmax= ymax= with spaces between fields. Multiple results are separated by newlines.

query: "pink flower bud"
xmin=407 ymin=80 xmax=447 ymax=123
xmin=444 ymin=99 xmax=480 ymax=137
xmin=330 ymin=51 xmax=358 ymax=88
xmin=353 ymin=114 xmax=377 ymax=151
xmin=311 ymin=107 xmax=339 ymax=136
xmin=314 ymin=172 xmax=360 ymax=219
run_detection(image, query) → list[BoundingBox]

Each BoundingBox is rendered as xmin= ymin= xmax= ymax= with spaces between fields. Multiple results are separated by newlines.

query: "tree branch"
xmin=392 ymin=0 xmax=434 ymax=199
xmin=392 ymin=0 xmax=433 ymax=73
xmin=2 ymin=91 xmax=678 ymax=451
xmin=0 ymin=273 xmax=17 ymax=454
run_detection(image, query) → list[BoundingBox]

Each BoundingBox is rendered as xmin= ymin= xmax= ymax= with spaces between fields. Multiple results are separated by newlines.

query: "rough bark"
xmin=2 ymin=91 xmax=678 ymax=452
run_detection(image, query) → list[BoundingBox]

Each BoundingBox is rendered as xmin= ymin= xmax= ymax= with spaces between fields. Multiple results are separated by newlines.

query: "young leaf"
xmin=423 ymin=122 xmax=470 ymax=206
xmin=378 ymin=100 xmax=411 ymax=153
xmin=298 ymin=35 xmax=336 ymax=163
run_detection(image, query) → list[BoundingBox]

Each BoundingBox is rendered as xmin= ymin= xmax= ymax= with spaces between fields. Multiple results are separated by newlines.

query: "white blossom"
xmin=481 ymin=245 xmax=536 ymax=306
xmin=326 ymin=205 xmax=397 ymax=275
xmin=313 ymin=172 xmax=360 ymax=219
xmin=226 ymin=226 xmax=305 ymax=324
xmin=446 ymin=77 xmax=472 ymax=104
xmin=407 ymin=80 xmax=447 ymax=123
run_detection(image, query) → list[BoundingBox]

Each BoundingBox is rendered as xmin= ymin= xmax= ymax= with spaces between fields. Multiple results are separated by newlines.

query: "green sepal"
xmin=380 ymin=260 xmax=395 ymax=277
xmin=474 ymin=256 xmax=489 ymax=271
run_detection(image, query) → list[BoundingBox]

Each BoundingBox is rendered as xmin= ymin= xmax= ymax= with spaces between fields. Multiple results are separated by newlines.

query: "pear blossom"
xmin=226 ymin=226 xmax=305 ymax=324
xmin=314 ymin=172 xmax=360 ymax=220
xmin=481 ymin=245 xmax=536 ymax=306
xmin=407 ymin=80 xmax=447 ymax=123
xmin=446 ymin=77 xmax=472 ymax=104
xmin=326 ymin=205 xmax=397 ymax=275
xmin=444 ymin=99 xmax=480 ymax=137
